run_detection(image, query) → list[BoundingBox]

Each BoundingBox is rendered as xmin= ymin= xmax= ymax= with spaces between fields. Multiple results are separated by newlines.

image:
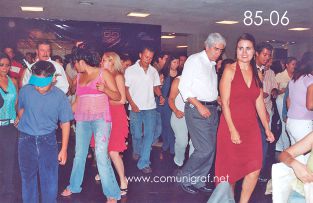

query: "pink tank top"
xmin=75 ymin=70 xmax=111 ymax=122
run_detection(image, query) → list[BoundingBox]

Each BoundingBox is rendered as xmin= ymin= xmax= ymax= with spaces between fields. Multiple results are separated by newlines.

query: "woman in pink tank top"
xmin=61 ymin=47 xmax=121 ymax=203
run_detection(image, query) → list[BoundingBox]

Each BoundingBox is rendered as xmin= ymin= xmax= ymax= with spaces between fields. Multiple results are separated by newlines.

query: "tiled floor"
xmin=1 ymin=132 xmax=275 ymax=203
xmin=56 ymin=134 xmax=275 ymax=203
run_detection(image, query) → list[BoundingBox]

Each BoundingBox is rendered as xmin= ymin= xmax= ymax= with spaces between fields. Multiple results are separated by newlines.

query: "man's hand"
xmin=159 ymin=95 xmax=165 ymax=105
xmin=196 ymin=104 xmax=211 ymax=118
xmin=58 ymin=149 xmax=67 ymax=165
xmin=131 ymin=103 xmax=140 ymax=112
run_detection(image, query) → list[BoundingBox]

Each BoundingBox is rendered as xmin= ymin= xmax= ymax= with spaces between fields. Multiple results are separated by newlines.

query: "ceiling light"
xmin=79 ymin=1 xmax=94 ymax=6
xmin=177 ymin=45 xmax=188 ymax=48
xmin=288 ymin=27 xmax=310 ymax=31
xmin=161 ymin=35 xmax=175 ymax=39
xmin=216 ymin=21 xmax=239 ymax=25
xmin=127 ymin=12 xmax=150 ymax=18
xmin=20 ymin=6 xmax=43 ymax=12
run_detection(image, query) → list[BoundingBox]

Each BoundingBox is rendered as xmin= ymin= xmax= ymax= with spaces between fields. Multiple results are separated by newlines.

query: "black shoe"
xmin=180 ymin=184 xmax=199 ymax=194
xmin=197 ymin=185 xmax=213 ymax=193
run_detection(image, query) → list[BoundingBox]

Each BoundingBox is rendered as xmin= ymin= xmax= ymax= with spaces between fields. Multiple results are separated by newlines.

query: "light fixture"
xmin=20 ymin=6 xmax=44 ymax=12
xmin=161 ymin=35 xmax=176 ymax=39
xmin=216 ymin=21 xmax=239 ymax=25
xmin=127 ymin=12 xmax=150 ymax=18
xmin=288 ymin=27 xmax=310 ymax=31
xmin=177 ymin=45 xmax=188 ymax=48
xmin=79 ymin=1 xmax=94 ymax=6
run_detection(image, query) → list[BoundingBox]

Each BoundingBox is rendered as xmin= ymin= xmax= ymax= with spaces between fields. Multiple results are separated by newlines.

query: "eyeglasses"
xmin=0 ymin=63 xmax=10 ymax=68
xmin=213 ymin=47 xmax=224 ymax=53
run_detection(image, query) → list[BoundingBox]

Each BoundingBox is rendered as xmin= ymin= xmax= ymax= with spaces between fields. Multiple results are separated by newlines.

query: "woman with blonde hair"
xmin=101 ymin=51 xmax=129 ymax=196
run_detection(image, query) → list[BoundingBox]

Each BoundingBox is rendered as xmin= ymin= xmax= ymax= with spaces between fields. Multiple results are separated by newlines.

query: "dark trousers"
xmin=18 ymin=131 xmax=58 ymax=203
xmin=0 ymin=124 xmax=18 ymax=197
xmin=178 ymin=103 xmax=218 ymax=188
xmin=257 ymin=116 xmax=268 ymax=169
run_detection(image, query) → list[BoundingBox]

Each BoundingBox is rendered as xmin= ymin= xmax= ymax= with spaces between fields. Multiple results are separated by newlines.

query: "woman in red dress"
xmin=101 ymin=52 xmax=129 ymax=196
xmin=215 ymin=33 xmax=275 ymax=203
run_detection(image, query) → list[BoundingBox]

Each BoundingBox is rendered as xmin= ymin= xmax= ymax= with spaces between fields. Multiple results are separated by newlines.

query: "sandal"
xmin=120 ymin=188 xmax=128 ymax=196
xmin=61 ymin=188 xmax=72 ymax=197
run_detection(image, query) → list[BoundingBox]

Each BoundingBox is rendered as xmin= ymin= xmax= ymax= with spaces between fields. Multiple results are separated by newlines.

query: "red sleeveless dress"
xmin=215 ymin=63 xmax=262 ymax=184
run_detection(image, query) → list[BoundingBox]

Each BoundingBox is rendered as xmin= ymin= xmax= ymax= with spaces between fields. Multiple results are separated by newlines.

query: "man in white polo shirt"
xmin=125 ymin=46 xmax=164 ymax=174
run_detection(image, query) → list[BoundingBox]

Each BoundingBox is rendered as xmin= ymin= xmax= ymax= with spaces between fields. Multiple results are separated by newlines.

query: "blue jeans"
xmin=130 ymin=109 xmax=157 ymax=169
xmin=158 ymin=102 xmax=175 ymax=153
xmin=153 ymin=111 xmax=162 ymax=143
xmin=67 ymin=119 xmax=120 ymax=200
xmin=18 ymin=131 xmax=58 ymax=203
xmin=288 ymin=190 xmax=305 ymax=203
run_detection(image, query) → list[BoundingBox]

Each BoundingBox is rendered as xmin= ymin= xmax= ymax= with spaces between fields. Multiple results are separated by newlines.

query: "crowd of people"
xmin=0 ymin=31 xmax=313 ymax=203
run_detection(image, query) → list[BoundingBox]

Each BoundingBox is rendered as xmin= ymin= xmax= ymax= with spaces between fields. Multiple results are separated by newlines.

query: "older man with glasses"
xmin=177 ymin=32 xmax=226 ymax=194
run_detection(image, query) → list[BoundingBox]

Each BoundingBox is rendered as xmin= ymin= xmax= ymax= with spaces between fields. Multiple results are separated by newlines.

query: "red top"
xmin=9 ymin=60 xmax=24 ymax=81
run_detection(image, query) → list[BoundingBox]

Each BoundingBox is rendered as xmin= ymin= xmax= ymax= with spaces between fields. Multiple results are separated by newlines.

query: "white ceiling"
xmin=1 ymin=0 xmax=312 ymax=52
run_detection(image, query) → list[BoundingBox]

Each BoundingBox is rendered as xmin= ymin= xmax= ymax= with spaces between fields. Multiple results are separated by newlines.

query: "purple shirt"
xmin=288 ymin=75 xmax=313 ymax=120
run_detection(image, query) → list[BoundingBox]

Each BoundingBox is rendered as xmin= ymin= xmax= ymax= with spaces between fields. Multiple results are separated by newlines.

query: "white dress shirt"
xmin=22 ymin=58 xmax=69 ymax=94
xmin=125 ymin=60 xmax=161 ymax=110
xmin=178 ymin=50 xmax=218 ymax=102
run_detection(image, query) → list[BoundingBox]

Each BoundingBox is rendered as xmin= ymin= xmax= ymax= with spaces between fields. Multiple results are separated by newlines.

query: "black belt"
xmin=199 ymin=100 xmax=218 ymax=106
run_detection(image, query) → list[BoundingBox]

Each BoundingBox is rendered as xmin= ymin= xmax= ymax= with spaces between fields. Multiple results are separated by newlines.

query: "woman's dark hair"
xmin=120 ymin=53 xmax=132 ymax=63
xmin=0 ymin=52 xmax=11 ymax=65
xmin=285 ymin=56 xmax=297 ymax=67
xmin=51 ymin=55 xmax=63 ymax=63
xmin=292 ymin=52 xmax=313 ymax=82
xmin=71 ymin=47 xmax=100 ymax=67
xmin=31 ymin=61 xmax=56 ymax=77
xmin=235 ymin=33 xmax=262 ymax=88
xmin=220 ymin=58 xmax=235 ymax=75
xmin=161 ymin=55 xmax=179 ymax=78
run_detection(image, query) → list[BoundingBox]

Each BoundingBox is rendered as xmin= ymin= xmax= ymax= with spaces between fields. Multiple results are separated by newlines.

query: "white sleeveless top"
xmin=175 ymin=76 xmax=186 ymax=112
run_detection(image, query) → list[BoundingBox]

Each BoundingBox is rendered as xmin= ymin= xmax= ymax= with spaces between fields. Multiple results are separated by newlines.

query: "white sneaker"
xmin=95 ymin=174 xmax=100 ymax=181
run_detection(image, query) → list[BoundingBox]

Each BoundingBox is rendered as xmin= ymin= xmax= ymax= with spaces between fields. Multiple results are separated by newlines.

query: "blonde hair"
xmin=102 ymin=51 xmax=123 ymax=74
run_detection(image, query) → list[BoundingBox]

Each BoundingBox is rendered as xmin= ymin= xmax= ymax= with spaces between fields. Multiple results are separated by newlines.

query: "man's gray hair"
xmin=204 ymin=33 xmax=226 ymax=48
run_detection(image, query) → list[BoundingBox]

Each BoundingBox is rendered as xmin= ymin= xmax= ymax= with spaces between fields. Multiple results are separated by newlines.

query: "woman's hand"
xmin=292 ymin=161 xmax=313 ymax=184
xmin=265 ymin=128 xmax=275 ymax=143
xmin=96 ymin=82 xmax=108 ymax=93
xmin=14 ymin=117 xmax=19 ymax=127
xmin=230 ymin=129 xmax=242 ymax=144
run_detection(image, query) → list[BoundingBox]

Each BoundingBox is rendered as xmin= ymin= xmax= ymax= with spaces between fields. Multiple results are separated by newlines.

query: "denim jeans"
xmin=153 ymin=111 xmax=162 ymax=143
xmin=159 ymin=102 xmax=175 ymax=153
xmin=18 ymin=131 xmax=58 ymax=203
xmin=288 ymin=190 xmax=305 ymax=203
xmin=130 ymin=109 xmax=157 ymax=169
xmin=67 ymin=119 xmax=120 ymax=200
